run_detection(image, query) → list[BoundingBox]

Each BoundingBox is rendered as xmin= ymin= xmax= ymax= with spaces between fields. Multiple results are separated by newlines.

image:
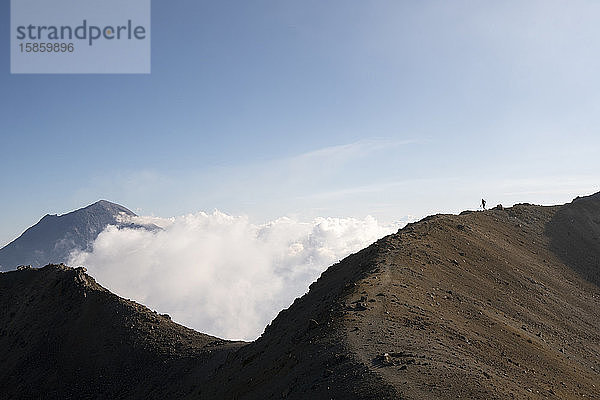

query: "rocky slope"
xmin=1 ymin=193 xmax=599 ymax=399
xmin=0 ymin=264 xmax=241 ymax=399
xmin=341 ymin=199 xmax=599 ymax=399
xmin=0 ymin=200 xmax=158 ymax=271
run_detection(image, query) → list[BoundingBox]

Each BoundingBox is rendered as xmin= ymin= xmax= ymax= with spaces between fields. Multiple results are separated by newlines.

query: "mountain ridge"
xmin=1 ymin=193 xmax=599 ymax=399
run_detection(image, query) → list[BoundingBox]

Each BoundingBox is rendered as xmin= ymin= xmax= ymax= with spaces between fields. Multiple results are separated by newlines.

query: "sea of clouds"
xmin=69 ymin=211 xmax=405 ymax=340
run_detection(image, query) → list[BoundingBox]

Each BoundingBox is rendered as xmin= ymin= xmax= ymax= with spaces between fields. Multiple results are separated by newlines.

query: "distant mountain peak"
xmin=0 ymin=200 xmax=153 ymax=271
xmin=95 ymin=199 xmax=113 ymax=205
xmin=74 ymin=200 xmax=136 ymax=216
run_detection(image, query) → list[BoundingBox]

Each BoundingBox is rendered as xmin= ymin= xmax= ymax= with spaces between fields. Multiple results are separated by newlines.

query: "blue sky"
xmin=1 ymin=0 xmax=599 ymax=246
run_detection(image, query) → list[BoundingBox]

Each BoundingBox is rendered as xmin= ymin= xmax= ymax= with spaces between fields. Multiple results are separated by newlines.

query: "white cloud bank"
xmin=69 ymin=212 xmax=404 ymax=340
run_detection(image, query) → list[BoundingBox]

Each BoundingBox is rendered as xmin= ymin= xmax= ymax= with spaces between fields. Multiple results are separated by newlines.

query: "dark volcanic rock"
xmin=0 ymin=200 xmax=158 ymax=271
xmin=0 ymin=264 xmax=241 ymax=400
xmin=546 ymin=192 xmax=600 ymax=286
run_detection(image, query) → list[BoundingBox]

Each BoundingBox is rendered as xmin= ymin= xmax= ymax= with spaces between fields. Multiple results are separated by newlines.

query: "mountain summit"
xmin=0 ymin=200 xmax=152 ymax=271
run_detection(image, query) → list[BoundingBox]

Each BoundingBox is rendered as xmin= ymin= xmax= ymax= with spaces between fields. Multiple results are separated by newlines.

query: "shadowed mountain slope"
xmin=547 ymin=192 xmax=600 ymax=286
xmin=1 ymin=193 xmax=599 ymax=399
xmin=0 ymin=200 xmax=157 ymax=271
xmin=0 ymin=264 xmax=241 ymax=399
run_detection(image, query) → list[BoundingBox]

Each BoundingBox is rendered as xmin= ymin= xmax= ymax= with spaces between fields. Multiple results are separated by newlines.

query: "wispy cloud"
xmin=290 ymin=138 xmax=420 ymax=162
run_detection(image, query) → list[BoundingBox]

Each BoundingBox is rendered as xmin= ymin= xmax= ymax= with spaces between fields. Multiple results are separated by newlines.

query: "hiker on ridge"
xmin=481 ymin=198 xmax=486 ymax=210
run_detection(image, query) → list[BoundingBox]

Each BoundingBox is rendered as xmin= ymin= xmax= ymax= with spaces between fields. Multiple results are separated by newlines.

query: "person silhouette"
xmin=481 ymin=198 xmax=486 ymax=210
